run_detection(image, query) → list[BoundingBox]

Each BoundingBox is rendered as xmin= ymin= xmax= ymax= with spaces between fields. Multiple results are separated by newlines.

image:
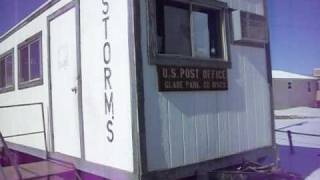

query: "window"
xmin=150 ymin=0 xmax=230 ymax=67
xmin=288 ymin=82 xmax=292 ymax=89
xmin=307 ymin=82 xmax=311 ymax=92
xmin=0 ymin=49 xmax=14 ymax=93
xmin=18 ymin=32 xmax=43 ymax=89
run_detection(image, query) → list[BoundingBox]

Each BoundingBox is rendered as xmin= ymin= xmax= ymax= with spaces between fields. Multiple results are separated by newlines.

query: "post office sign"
xmin=157 ymin=65 xmax=228 ymax=91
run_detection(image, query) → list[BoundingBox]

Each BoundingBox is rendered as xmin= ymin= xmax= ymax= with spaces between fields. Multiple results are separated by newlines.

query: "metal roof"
xmin=272 ymin=70 xmax=317 ymax=80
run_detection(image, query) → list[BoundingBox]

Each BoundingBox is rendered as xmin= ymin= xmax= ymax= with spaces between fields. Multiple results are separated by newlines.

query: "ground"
xmin=275 ymin=107 xmax=320 ymax=179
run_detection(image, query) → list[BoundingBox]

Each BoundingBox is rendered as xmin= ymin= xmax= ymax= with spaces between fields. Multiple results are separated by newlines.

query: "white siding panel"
xmin=0 ymin=105 xmax=45 ymax=150
xmin=207 ymin=93 xmax=220 ymax=159
xmin=0 ymin=0 xmax=73 ymax=152
xmin=227 ymin=59 xmax=243 ymax=154
xmin=141 ymin=0 xmax=271 ymax=171
xmin=217 ymin=92 xmax=229 ymax=156
xmin=142 ymin=44 xmax=272 ymax=171
xmin=181 ymin=94 xmax=197 ymax=165
xmin=160 ymin=94 xmax=172 ymax=167
xmin=195 ymin=94 xmax=209 ymax=161
xmin=144 ymin=70 xmax=172 ymax=169
xmin=168 ymin=94 xmax=185 ymax=167
xmin=237 ymin=52 xmax=250 ymax=152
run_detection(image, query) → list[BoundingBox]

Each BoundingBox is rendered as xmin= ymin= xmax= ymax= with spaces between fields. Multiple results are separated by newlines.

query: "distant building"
xmin=272 ymin=70 xmax=318 ymax=109
xmin=313 ymin=68 xmax=320 ymax=107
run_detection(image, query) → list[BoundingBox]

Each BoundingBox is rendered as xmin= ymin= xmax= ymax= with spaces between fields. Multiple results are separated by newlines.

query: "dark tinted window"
xmin=20 ymin=46 xmax=29 ymax=82
xmin=5 ymin=55 xmax=13 ymax=86
xmin=0 ymin=51 xmax=14 ymax=91
xmin=156 ymin=0 xmax=224 ymax=59
xmin=0 ymin=60 xmax=5 ymax=88
xmin=18 ymin=32 xmax=42 ymax=89
xmin=30 ymin=40 xmax=41 ymax=79
xmin=157 ymin=1 xmax=191 ymax=56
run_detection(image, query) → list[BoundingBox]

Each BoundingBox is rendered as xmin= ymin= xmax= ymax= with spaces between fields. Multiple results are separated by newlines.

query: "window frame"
xmin=17 ymin=32 xmax=43 ymax=89
xmin=0 ymin=48 xmax=15 ymax=94
xmin=307 ymin=81 xmax=311 ymax=92
xmin=288 ymin=82 xmax=292 ymax=89
xmin=148 ymin=0 xmax=232 ymax=68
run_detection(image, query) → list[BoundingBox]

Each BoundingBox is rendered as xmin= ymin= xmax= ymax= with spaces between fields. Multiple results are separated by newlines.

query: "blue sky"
xmin=0 ymin=0 xmax=47 ymax=35
xmin=268 ymin=0 xmax=320 ymax=75
xmin=1 ymin=0 xmax=320 ymax=75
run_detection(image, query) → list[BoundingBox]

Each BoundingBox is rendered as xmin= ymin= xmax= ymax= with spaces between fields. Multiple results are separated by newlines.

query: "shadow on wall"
xmin=163 ymin=45 xmax=263 ymax=116
xmin=144 ymin=48 xmax=247 ymax=170
xmin=144 ymin=45 xmax=270 ymax=170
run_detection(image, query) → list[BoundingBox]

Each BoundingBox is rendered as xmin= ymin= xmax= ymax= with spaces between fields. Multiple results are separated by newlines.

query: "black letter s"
xmin=107 ymin=120 xmax=114 ymax=142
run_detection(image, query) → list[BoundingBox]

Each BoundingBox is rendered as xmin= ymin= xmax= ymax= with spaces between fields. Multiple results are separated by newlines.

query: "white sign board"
xmin=80 ymin=0 xmax=134 ymax=172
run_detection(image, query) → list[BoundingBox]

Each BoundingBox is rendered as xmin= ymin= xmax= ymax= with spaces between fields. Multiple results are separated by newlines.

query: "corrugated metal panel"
xmin=143 ymin=45 xmax=272 ymax=171
xmin=141 ymin=0 xmax=271 ymax=171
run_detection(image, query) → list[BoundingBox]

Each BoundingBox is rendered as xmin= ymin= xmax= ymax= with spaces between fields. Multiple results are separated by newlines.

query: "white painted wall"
xmin=273 ymin=79 xmax=317 ymax=109
xmin=0 ymin=0 xmax=133 ymax=171
xmin=49 ymin=7 xmax=81 ymax=158
xmin=0 ymin=0 xmax=135 ymax=172
xmin=80 ymin=0 xmax=134 ymax=172
xmin=0 ymin=0 xmax=270 ymax=174
xmin=0 ymin=0 xmax=73 ymax=151
xmin=140 ymin=0 xmax=272 ymax=171
xmin=0 ymin=105 xmax=45 ymax=150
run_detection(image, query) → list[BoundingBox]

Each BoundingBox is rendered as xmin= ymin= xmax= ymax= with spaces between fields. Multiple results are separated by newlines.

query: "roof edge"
xmin=272 ymin=70 xmax=317 ymax=80
xmin=0 ymin=0 xmax=61 ymax=43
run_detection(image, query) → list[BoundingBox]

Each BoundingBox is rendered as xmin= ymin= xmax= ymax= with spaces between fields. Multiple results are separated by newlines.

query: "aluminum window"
xmin=150 ymin=0 xmax=231 ymax=68
xmin=0 ymin=49 xmax=14 ymax=93
xmin=18 ymin=32 xmax=43 ymax=89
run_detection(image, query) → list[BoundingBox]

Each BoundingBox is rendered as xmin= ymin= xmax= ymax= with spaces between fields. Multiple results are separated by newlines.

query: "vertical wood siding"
xmin=141 ymin=0 xmax=272 ymax=171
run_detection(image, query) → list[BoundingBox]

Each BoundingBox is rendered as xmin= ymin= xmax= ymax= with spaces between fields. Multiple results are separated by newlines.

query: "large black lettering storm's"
xmin=102 ymin=0 xmax=114 ymax=143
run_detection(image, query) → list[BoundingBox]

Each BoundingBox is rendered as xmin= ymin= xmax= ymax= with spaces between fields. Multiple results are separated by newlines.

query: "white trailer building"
xmin=272 ymin=70 xmax=318 ymax=110
xmin=0 ymin=0 xmax=275 ymax=179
